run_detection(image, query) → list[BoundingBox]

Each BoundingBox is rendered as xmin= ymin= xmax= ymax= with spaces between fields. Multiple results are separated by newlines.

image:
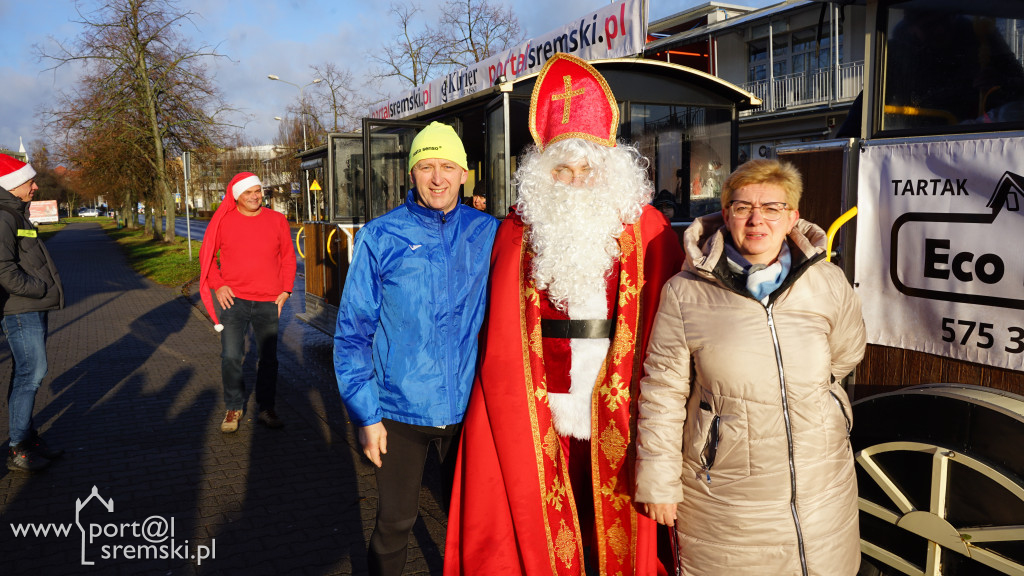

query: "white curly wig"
xmin=514 ymin=138 xmax=653 ymax=313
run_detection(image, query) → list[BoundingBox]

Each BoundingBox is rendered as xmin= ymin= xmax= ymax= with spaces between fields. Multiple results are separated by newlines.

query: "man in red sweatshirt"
xmin=199 ymin=172 xmax=297 ymax=433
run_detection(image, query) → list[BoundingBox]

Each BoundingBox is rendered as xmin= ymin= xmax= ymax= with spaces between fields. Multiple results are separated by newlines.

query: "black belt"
xmin=540 ymin=319 xmax=614 ymax=339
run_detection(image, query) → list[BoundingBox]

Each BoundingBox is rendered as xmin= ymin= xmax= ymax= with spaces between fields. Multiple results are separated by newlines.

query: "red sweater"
xmin=206 ymin=209 xmax=296 ymax=302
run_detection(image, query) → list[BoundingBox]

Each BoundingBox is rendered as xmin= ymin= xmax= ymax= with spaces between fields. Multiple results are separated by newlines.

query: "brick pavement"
xmin=0 ymin=222 xmax=448 ymax=575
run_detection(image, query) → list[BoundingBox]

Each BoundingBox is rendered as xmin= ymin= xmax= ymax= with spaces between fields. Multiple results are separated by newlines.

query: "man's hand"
xmin=275 ymin=291 xmax=290 ymax=317
xmin=359 ymin=422 xmax=387 ymax=468
xmin=644 ymin=503 xmax=678 ymax=526
xmin=215 ymin=285 xmax=235 ymax=309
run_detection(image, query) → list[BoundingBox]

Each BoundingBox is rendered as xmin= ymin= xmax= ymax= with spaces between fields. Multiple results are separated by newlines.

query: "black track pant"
xmin=368 ymin=418 xmax=461 ymax=576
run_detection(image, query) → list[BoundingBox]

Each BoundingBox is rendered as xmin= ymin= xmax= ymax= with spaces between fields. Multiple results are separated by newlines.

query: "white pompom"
xmin=214 ymin=324 xmax=224 ymax=332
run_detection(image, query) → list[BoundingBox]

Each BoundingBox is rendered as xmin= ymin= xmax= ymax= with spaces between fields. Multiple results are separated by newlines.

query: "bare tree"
xmin=310 ymin=62 xmax=366 ymax=134
xmin=372 ymin=0 xmax=523 ymax=92
xmin=371 ymin=3 xmax=443 ymax=88
xmin=436 ymin=0 xmax=524 ymax=68
xmin=40 ymin=0 xmax=230 ymax=242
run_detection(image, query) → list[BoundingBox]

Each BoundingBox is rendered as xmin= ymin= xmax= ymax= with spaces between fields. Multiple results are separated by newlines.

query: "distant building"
xmin=188 ymin=145 xmax=297 ymax=217
xmin=646 ymin=0 xmax=867 ymax=160
xmin=0 ymin=148 xmax=28 ymax=163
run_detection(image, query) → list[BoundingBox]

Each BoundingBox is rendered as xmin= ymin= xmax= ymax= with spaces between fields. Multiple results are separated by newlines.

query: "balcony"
xmin=740 ymin=60 xmax=864 ymax=116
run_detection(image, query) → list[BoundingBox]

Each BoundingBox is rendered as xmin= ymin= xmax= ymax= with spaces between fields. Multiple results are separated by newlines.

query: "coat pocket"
xmin=829 ymin=389 xmax=852 ymax=437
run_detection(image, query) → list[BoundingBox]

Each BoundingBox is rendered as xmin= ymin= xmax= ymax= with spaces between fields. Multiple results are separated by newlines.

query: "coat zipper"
xmin=766 ymin=303 xmax=808 ymax=576
xmin=698 ymin=411 xmax=721 ymax=485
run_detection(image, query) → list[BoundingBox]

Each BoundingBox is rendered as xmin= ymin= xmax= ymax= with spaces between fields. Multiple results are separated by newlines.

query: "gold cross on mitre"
xmin=550 ymin=75 xmax=585 ymax=124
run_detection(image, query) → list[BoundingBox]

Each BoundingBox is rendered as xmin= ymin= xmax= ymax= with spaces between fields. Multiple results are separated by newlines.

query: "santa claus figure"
xmin=444 ymin=53 xmax=684 ymax=576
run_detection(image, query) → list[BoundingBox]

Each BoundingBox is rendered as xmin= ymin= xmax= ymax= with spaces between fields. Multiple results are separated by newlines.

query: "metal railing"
xmin=740 ymin=61 xmax=864 ymax=116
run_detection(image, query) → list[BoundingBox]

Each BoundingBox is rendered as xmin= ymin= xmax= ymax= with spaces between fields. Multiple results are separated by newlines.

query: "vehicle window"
xmin=881 ymin=0 xmax=1024 ymax=134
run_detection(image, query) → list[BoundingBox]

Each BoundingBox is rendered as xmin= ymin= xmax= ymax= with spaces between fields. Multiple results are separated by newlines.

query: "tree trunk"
xmin=164 ymin=186 xmax=175 ymax=242
xmin=151 ymin=205 xmax=163 ymax=240
xmin=133 ymin=26 xmax=176 ymax=243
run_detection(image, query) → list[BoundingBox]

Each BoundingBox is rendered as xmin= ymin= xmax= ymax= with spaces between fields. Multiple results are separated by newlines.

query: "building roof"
xmin=646 ymin=0 xmax=816 ymax=52
xmin=648 ymin=2 xmax=756 ymax=37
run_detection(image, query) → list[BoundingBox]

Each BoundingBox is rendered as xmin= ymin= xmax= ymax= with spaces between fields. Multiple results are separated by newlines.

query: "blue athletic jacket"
xmin=333 ymin=191 xmax=498 ymax=427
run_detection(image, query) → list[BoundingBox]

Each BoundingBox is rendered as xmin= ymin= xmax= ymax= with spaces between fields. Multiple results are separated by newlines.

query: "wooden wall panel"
xmin=854 ymin=344 xmax=1024 ymax=400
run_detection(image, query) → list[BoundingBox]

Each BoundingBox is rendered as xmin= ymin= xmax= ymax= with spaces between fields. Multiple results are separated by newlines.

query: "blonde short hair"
xmin=720 ymin=159 xmax=802 ymax=210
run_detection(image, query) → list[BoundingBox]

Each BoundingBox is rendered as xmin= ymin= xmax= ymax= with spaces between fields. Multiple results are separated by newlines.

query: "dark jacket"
xmin=0 ymin=186 xmax=64 ymax=315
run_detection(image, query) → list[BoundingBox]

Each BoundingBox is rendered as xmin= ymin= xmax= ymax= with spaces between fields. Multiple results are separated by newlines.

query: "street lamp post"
xmin=268 ymin=74 xmax=321 ymax=221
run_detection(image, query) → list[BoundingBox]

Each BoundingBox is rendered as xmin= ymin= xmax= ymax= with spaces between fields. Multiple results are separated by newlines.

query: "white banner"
xmin=855 ymin=137 xmax=1024 ymax=372
xmin=28 ymin=200 xmax=59 ymax=224
xmin=370 ymin=0 xmax=647 ymax=120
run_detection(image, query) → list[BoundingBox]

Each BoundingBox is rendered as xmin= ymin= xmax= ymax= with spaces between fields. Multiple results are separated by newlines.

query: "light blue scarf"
xmin=723 ymin=241 xmax=792 ymax=305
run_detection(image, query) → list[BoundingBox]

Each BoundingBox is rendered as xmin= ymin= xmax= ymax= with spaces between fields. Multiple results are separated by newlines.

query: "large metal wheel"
xmin=852 ymin=384 xmax=1024 ymax=576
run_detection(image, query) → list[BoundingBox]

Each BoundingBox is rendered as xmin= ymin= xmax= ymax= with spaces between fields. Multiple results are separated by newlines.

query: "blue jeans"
xmin=2 ymin=311 xmax=49 ymax=446
xmin=220 ymin=298 xmax=279 ymax=411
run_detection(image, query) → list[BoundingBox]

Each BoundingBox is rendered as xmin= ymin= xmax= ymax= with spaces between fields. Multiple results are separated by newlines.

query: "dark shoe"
xmin=257 ymin=409 xmax=284 ymax=429
xmin=27 ymin=430 xmax=64 ymax=460
xmin=7 ymin=443 xmax=51 ymax=473
xmin=221 ymin=409 xmax=243 ymax=433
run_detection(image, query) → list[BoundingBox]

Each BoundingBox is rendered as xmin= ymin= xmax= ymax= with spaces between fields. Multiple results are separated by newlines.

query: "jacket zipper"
xmin=766 ymin=303 xmax=808 ymax=576
xmin=438 ymin=210 xmax=458 ymax=422
xmin=698 ymin=409 xmax=721 ymax=485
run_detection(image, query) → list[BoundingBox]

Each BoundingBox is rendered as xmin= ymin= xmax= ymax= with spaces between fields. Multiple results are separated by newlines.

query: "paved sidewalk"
xmin=0 ymin=222 xmax=448 ymax=575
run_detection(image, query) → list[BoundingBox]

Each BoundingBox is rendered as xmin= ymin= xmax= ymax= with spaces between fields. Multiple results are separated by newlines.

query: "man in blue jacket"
xmin=334 ymin=122 xmax=497 ymax=576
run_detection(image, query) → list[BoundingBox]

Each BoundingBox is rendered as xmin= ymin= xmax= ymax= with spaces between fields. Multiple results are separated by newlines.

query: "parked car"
xmin=78 ymin=208 xmax=100 ymax=217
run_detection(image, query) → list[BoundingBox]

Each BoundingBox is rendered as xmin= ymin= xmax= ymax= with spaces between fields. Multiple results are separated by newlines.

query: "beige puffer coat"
xmin=635 ymin=213 xmax=866 ymax=576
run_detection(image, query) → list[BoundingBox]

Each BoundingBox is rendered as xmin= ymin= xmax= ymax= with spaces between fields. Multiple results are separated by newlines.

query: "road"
xmin=136 ymin=214 xmax=307 ymax=273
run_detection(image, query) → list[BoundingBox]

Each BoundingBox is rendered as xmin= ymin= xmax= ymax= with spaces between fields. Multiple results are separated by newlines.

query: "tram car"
xmin=777 ymin=1 xmax=1024 ymax=574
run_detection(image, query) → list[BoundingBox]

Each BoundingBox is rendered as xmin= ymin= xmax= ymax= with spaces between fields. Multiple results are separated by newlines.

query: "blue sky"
xmin=0 ymin=0 xmax=777 ymax=156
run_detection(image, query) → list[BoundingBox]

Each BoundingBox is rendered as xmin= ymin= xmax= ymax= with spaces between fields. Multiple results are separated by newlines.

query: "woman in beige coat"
xmin=635 ymin=159 xmax=866 ymax=576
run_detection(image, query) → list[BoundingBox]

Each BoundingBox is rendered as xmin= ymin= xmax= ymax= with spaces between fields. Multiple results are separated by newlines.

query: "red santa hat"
xmin=228 ymin=172 xmax=261 ymax=199
xmin=529 ymin=53 xmax=619 ymax=151
xmin=0 ymin=154 xmax=37 ymax=191
xmin=198 ymin=172 xmax=260 ymax=331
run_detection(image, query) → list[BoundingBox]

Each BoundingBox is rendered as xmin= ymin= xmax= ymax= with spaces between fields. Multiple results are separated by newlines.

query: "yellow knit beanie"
xmin=408 ymin=122 xmax=468 ymax=171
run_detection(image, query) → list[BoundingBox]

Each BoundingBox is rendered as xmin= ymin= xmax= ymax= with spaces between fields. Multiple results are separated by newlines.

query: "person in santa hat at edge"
xmin=0 ymin=154 xmax=64 ymax=473
xmin=199 ymin=172 xmax=296 ymax=433
xmin=443 ymin=53 xmax=684 ymax=576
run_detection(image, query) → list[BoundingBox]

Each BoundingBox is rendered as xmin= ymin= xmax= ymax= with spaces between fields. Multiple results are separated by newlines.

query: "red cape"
xmin=198 ymin=192 xmax=237 ymax=330
xmin=445 ymin=206 xmax=684 ymax=575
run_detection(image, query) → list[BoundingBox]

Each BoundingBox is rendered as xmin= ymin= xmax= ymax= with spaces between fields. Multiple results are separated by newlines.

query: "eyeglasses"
xmin=728 ymin=201 xmax=790 ymax=221
xmin=551 ymin=164 xmax=592 ymax=185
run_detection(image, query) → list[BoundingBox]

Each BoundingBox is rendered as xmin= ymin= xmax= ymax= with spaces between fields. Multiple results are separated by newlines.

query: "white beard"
xmin=526 ymin=181 xmax=624 ymax=440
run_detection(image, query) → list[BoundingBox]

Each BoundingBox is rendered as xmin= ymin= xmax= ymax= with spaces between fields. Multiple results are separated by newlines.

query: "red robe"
xmin=444 ymin=206 xmax=684 ymax=575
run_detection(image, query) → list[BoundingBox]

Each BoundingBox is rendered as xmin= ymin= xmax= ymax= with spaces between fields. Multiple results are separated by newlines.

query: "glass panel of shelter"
xmin=486 ymin=95 xmax=531 ymax=218
xmin=368 ymin=131 xmax=409 ymax=219
xmin=331 ymin=135 xmax=364 ymax=221
xmin=486 ymin=97 xmax=509 ymax=217
xmin=628 ymin=103 xmax=732 ymax=221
